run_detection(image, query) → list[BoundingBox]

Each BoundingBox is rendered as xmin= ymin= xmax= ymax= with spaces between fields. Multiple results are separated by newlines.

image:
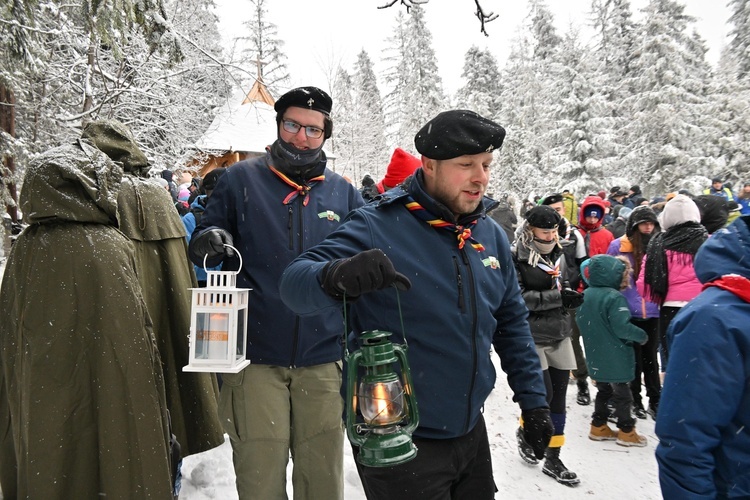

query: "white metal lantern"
xmin=184 ymin=244 xmax=251 ymax=373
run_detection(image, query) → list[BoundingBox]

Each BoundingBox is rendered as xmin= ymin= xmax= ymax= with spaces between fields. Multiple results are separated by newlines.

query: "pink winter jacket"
xmin=636 ymin=250 xmax=703 ymax=304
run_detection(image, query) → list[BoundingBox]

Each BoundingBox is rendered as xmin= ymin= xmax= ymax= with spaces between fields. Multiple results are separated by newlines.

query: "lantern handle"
xmin=341 ymin=285 xmax=407 ymax=358
xmin=202 ymin=243 xmax=242 ymax=276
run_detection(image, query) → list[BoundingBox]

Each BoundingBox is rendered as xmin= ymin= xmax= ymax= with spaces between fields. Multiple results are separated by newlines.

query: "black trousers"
xmin=592 ymin=382 xmax=635 ymax=431
xmin=354 ymin=415 xmax=496 ymax=500
xmin=630 ymin=317 xmax=661 ymax=408
xmin=658 ymin=306 xmax=682 ymax=370
xmin=570 ymin=310 xmax=589 ymax=381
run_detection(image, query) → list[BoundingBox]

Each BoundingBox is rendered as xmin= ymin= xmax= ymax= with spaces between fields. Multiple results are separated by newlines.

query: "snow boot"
xmin=633 ymin=404 xmax=648 ymax=419
xmin=589 ymin=424 xmax=618 ymax=441
xmin=617 ymin=429 xmax=648 ymax=447
xmin=576 ymin=380 xmax=591 ymax=406
xmin=647 ymin=401 xmax=659 ymax=420
xmin=516 ymin=426 xmax=539 ymax=465
xmin=542 ymin=445 xmax=580 ymax=486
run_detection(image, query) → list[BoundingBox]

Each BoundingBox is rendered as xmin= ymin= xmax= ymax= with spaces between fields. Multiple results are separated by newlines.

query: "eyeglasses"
xmin=281 ymin=119 xmax=324 ymax=139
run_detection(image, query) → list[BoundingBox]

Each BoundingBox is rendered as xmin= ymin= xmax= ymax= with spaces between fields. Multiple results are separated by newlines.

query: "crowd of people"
xmin=0 ymin=84 xmax=747 ymax=500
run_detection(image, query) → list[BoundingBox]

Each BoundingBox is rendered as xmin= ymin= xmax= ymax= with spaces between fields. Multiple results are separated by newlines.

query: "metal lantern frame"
xmin=184 ymin=244 xmax=251 ymax=373
xmin=344 ymin=289 xmax=419 ymax=468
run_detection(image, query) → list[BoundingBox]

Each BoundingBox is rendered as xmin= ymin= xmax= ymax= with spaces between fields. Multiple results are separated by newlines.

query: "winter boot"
xmin=647 ymin=401 xmax=659 ymax=420
xmin=516 ymin=426 xmax=538 ymax=465
xmin=633 ymin=404 xmax=648 ymax=419
xmin=542 ymin=445 xmax=580 ymax=486
xmin=576 ymin=380 xmax=591 ymax=406
xmin=617 ymin=429 xmax=648 ymax=447
xmin=589 ymin=424 xmax=618 ymax=441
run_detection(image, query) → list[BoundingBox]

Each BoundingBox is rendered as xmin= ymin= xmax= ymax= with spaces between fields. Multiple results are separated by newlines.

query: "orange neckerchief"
xmin=269 ymin=166 xmax=325 ymax=206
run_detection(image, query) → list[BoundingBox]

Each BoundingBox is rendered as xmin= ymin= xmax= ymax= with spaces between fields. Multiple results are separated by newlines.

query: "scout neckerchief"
xmin=403 ymin=196 xmax=485 ymax=251
xmin=704 ymin=274 xmax=750 ymax=303
xmin=269 ymin=166 xmax=325 ymax=206
xmin=536 ymin=254 xmax=563 ymax=291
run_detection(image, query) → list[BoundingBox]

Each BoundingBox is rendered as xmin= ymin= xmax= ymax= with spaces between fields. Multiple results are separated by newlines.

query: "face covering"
xmin=271 ymin=137 xmax=324 ymax=176
xmin=532 ymin=238 xmax=557 ymax=255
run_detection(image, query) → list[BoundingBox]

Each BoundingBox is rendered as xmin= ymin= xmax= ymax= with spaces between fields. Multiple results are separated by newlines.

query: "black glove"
xmin=561 ymin=288 xmax=584 ymax=309
xmin=321 ymin=249 xmax=411 ymax=299
xmin=522 ymin=407 xmax=554 ymax=460
xmin=189 ymin=228 xmax=235 ymax=268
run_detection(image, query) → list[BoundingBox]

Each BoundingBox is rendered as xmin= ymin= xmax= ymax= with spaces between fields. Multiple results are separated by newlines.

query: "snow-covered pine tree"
xmin=706 ymin=0 xmax=750 ymax=181
xmin=330 ymin=66 xmax=355 ymax=179
xmin=236 ymin=0 xmax=290 ymax=98
xmin=383 ymin=6 xmax=446 ymax=152
xmin=727 ymin=0 xmax=750 ymax=81
xmin=545 ymin=29 xmax=608 ymax=196
xmin=495 ymin=0 xmax=561 ymax=199
xmin=351 ymin=50 xmax=389 ymax=184
xmin=454 ymin=46 xmax=502 ymax=120
xmin=617 ymin=0 xmax=712 ymax=195
xmin=588 ymin=0 xmax=641 ymax=191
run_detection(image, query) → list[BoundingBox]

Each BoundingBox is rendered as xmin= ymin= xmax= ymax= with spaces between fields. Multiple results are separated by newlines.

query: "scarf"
xmin=404 ymin=196 xmax=485 ymax=251
xmin=537 ymin=254 xmax=563 ymax=290
xmin=267 ymin=140 xmax=326 ymax=205
xmin=643 ymin=221 xmax=707 ymax=305
xmin=704 ymin=275 xmax=750 ymax=303
xmin=269 ymin=139 xmax=324 ymax=178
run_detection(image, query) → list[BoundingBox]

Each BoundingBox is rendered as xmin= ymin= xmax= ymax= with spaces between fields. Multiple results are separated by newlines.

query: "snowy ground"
xmin=0 ymin=256 xmax=660 ymax=499
xmin=179 ymin=358 xmax=661 ymax=499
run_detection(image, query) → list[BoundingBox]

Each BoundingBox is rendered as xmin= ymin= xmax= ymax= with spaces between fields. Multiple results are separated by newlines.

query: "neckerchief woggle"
xmin=704 ymin=274 xmax=750 ymax=303
xmin=269 ymin=166 xmax=325 ymax=206
xmin=403 ymin=196 xmax=485 ymax=251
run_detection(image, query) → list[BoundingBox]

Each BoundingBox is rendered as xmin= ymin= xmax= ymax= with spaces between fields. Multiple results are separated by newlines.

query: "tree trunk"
xmin=0 ymin=82 xmax=19 ymax=224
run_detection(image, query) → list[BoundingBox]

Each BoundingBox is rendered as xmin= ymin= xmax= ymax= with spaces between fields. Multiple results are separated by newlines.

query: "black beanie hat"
xmin=541 ymin=193 xmax=564 ymax=206
xmin=626 ymin=206 xmax=659 ymax=237
xmin=694 ymin=194 xmax=729 ymax=234
xmin=202 ymin=167 xmax=227 ymax=192
xmin=414 ymin=110 xmax=505 ymax=160
xmin=274 ymin=86 xmax=333 ymax=139
xmin=274 ymin=86 xmax=332 ymax=116
xmin=525 ymin=205 xmax=562 ymax=229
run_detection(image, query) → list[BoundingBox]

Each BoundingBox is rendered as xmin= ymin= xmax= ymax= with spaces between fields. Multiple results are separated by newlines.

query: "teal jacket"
xmin=577 ymin=255 xmax=647 ymax=383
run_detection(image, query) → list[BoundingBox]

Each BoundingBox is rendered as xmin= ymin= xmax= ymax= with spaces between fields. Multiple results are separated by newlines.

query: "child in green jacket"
xmin=578 ymin=254 xmax=649 ymax=447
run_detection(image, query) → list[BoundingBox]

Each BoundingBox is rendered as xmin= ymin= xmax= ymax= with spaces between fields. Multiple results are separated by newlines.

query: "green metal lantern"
xmin=345 ymin=330 xmax=419 ymax=467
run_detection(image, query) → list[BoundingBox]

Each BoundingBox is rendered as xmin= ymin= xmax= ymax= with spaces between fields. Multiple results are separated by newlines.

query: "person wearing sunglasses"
xmin=188 ymin=86 xmax=364 ymax=499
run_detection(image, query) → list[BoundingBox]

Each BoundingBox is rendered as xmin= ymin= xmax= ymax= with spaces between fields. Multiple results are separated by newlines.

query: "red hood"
xmin=578 ymin=195 xmax=606 ymax=231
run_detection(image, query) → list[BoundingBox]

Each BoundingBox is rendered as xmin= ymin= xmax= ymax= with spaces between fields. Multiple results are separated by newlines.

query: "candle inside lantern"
xmin=359 ymin=379 xmax=405 ymax=427
xmin=196 ymin=312 xmax=229 ymax=360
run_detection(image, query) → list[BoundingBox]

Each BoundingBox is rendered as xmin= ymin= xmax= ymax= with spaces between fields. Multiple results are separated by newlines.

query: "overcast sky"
xmin=213 ymin=0 xmax=732 ymax=97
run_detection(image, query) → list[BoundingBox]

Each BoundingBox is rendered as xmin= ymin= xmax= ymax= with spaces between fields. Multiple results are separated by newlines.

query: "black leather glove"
xmin=522 ymin=407 xmax=554 ymax=460
xmin=189 ymin=228 xmax=235 ymax=268
xmin=321 ymin=249 xmax=411 ymax=299
xmin=561 ymin=288 xmax=584 ymax=309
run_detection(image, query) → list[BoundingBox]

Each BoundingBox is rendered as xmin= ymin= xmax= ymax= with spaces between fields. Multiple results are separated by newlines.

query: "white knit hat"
xmin=658 ymin=194 xmax=701 ymax=230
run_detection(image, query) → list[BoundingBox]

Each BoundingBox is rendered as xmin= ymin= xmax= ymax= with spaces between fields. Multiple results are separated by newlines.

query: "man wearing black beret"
xmin=188 ymin=87 xmax=364 ymax=499
xmin=280 ymin=109 xmax=552 ymax=499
